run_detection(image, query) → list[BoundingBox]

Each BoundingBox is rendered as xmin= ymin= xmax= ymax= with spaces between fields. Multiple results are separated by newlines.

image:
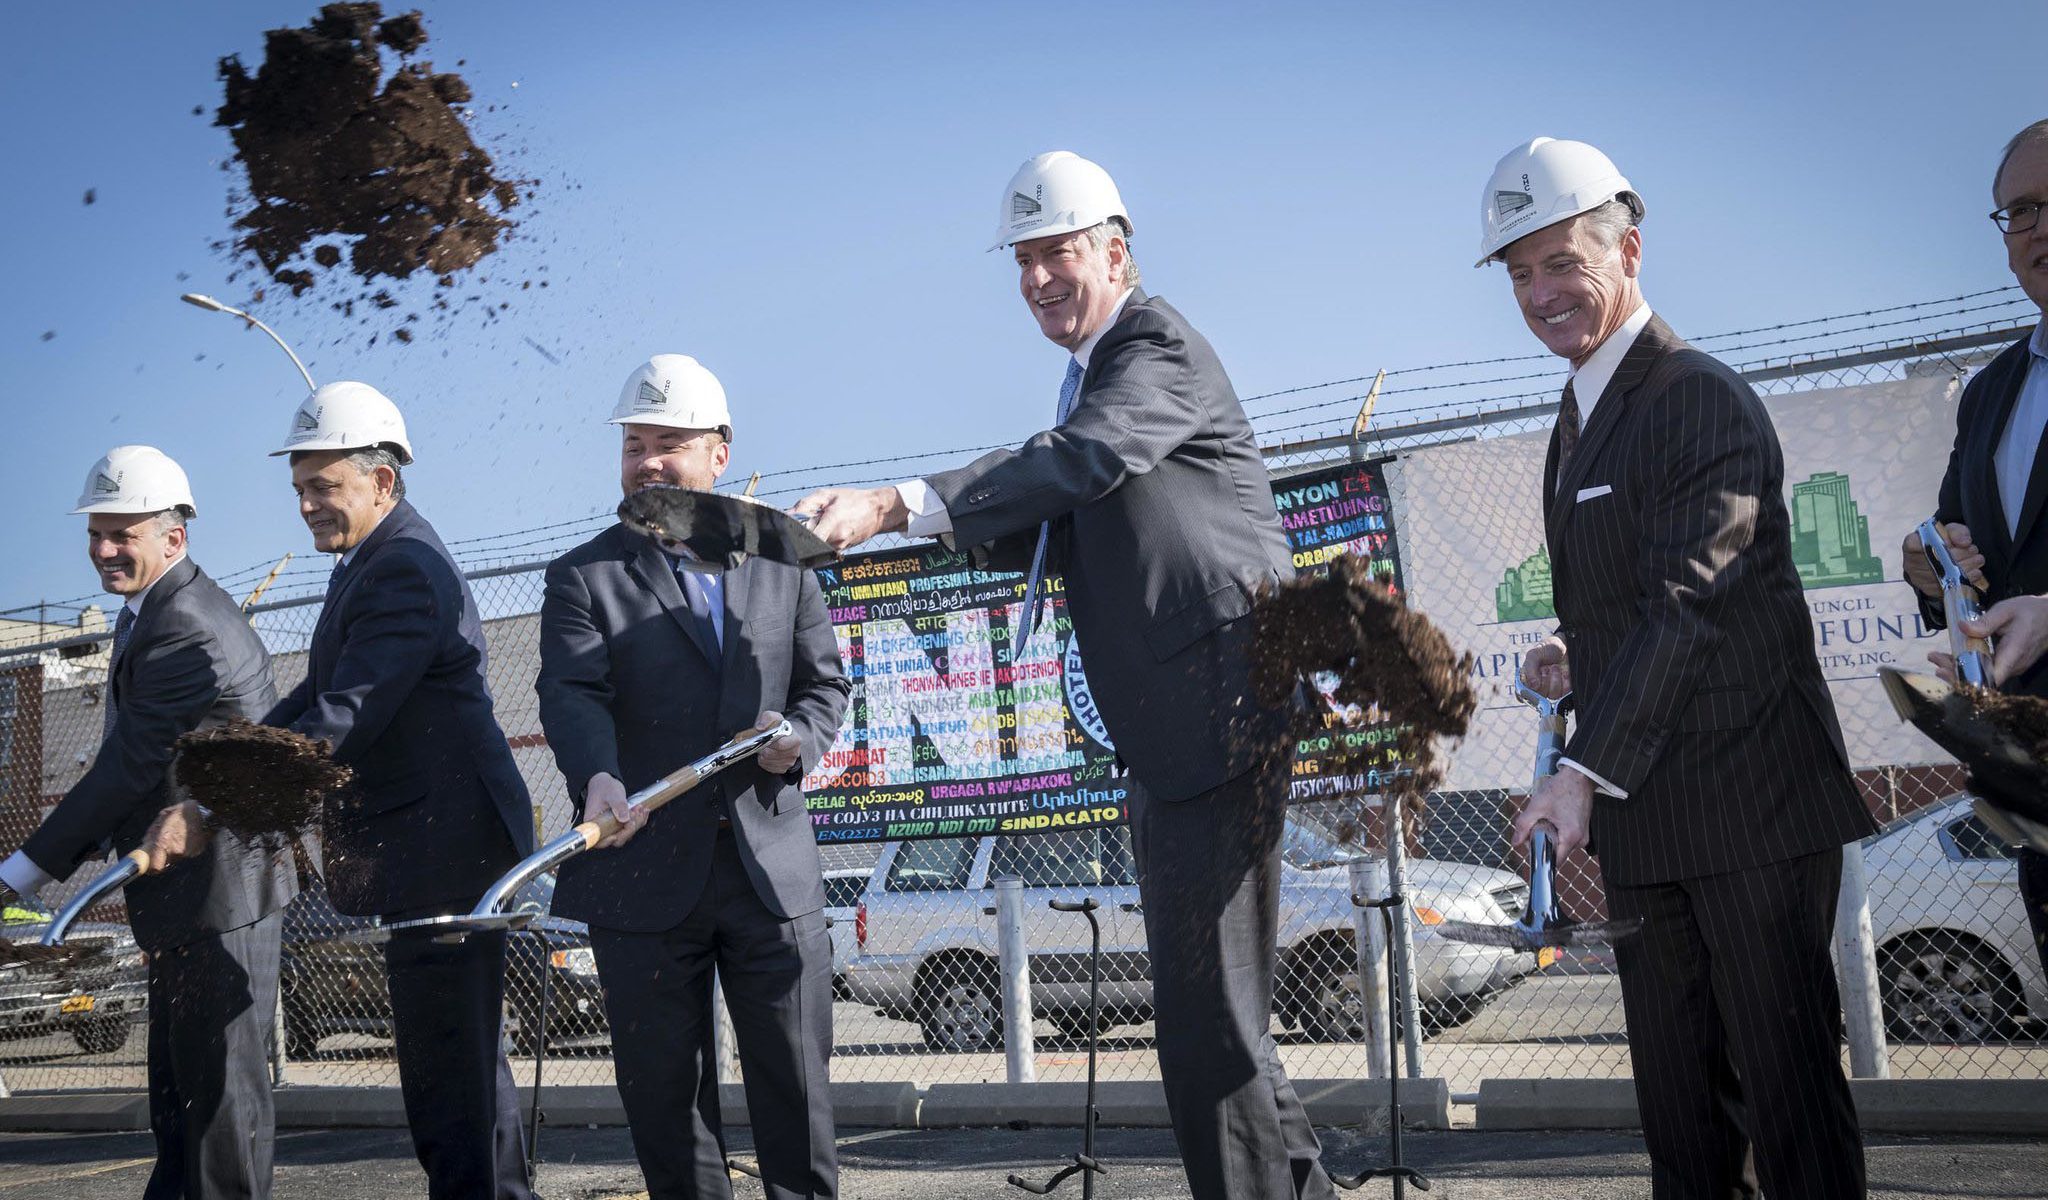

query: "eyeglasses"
xmin=1990 ymin=201 xmax=2043 ymax=235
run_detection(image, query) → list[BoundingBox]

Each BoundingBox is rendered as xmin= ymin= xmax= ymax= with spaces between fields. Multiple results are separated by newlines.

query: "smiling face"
xmin=1015 ymin=226 xmax=1129 ymax=351
xmin=1996 ymin=135 xmax=2048 ymax=312
xmin=621 ymin=423 xmax=729 ymax=495
xmin=86 ymin=511 xmax=184 ymax=597
xmin=290 ymin=450 xmax=397 ymax=554
xmin=1502 ymin=213 xmax=1644 ymax=366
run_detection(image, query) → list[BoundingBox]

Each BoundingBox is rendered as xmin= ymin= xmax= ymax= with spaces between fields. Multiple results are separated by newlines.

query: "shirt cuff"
xmin=896 ymin=480 xmax=953 ymax=537
xmin=0 ymin=851 xmax=55 ymax=904
xmin=1559 ymin=758 xmax=1628 ymax=799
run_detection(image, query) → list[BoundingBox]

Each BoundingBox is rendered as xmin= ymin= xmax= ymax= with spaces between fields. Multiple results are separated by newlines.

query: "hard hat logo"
xmin=92 ymin=472 xmax=120 ymax=496
xmin=990 ymin=151 xmax=1128 ymax=252
xmin=1011 ymin=191 xmax=1042 ymax=220
xmin=1495 ymin=190 xmax=1534 ymax=219
xmin=293 ymin=407 xmax=321 ymax=432
xmin=635 ymin=380 xmax=666 ymax=409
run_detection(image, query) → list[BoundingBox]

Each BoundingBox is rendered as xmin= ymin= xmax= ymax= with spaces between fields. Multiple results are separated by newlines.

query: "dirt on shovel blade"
xmin=1967 ymin=688 xmax=2048 ymax=762
xmin=1248 ymin=555 xmax=1476 ymax=809
xmin=175 ymin=719 xmax=352 ymax=837
xmin=215 ymin=3 xmax=521 ymax=294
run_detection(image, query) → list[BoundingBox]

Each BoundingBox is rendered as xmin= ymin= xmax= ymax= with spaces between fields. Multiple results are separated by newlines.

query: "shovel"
xmin=364 ymin=721 xmax=794 ymax=944
xmin=617 ymin=486 xmax=834 ymax=571
xmin=1918 ymin=517 xmax=1995 ymax=687
xmin=37 ymin=850 xmax=154 ymax=949
xmin=1877 ymin=667 xmax=2048 ymax=838
xmin=1437 ymin=669 xmax=1642 ymax=951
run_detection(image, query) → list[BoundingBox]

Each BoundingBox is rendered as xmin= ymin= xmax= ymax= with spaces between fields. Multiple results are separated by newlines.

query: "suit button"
xmin=969 ymin=489 xmax=996 ymax=504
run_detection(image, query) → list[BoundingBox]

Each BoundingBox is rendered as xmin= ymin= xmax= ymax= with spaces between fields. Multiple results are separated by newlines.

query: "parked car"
xmin=823 ymin=868 xmax=870 ymax=999
xmin=1863 ymin=795 xmax=2047 ymax=1042
xmin=0 ymin=901 xmax=147 ymax=1057
xmin=840 ymin=820 xmax=1543 ymax=1050
xmin=280 ymin=873 xmax=602 ymax=1058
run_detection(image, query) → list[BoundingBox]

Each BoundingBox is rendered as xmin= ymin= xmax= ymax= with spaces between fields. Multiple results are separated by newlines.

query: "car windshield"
xmin=1281 ymin=820 xmax=1358 ymax=872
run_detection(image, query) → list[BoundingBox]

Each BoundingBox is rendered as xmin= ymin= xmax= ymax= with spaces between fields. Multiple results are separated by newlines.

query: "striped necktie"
xmin=1012 ymin=358 xmax=1086 ymax=654
xmin=1556 ymin=378 xmax=1582 ymax=470
xmin=101 ymin=606 xmax=135 ymax=743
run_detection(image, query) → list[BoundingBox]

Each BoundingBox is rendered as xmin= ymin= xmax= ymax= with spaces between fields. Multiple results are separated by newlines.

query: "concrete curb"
xmin=0 ymin=1091 xmax=149 ymax=1132
xmin=1476 ymin=1077 xmax=2048 ymax=1135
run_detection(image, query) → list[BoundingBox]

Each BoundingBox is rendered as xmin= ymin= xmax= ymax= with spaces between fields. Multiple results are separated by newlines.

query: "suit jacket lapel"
xmin=717 ymin=560 xmax=755 ymax=723
xmin=1547 ymin=316 xmax=1672 ymax=530
xmin=627 ymin=529 xmax=721 ymax=669
xmin=115 ymin=557 xmax=197 ymax=706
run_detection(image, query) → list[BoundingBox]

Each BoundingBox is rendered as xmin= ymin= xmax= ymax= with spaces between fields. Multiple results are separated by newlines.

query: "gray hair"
xmin=150 ymin=508 xmax=187 ymax=534
xmin=1577 ymin=199 xmax=1640 ymax=253
xmin=1082 ymin=218 xmax=1141 ymax=289
xmin=345 ymin=446 xmax=407 ymax=501
xmin=1995 ymin=119 xmax=2048 ymax=201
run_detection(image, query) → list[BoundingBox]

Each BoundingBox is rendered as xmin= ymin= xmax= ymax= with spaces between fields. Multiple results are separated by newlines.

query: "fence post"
xmin=1835 ymin=843 xmax=1890 ymax=1079
xmin=1347 ymin=854 xmax=1392 ymax=1079
xmin=273 ymin=989 xmax=287 ymax=1087
xmin=1384 ymin=796 xmax=1427 ymax=1077
xmin=712 ymin=968 xmax=738 ymax=1084
xmin=993 ymin=875 xmax=1037 ymax=1083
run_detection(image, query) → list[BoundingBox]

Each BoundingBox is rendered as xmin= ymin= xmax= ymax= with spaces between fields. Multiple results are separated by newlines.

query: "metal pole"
xmin=712 ymin=968 xmax=738 ymax=1084
xmin=994 ymin=875 xmax=1037 ymax=1083
xmin=179 ymin=293 xmax=317 ymax=392
xmin=1347 ymin=855 xmax=1392 ymax=1079
xmin=272 ymin=988 xmax=287 ymax=1087
xmin=1383 ymin=796 xmax=1427 ymax=1077
xmin=1834 ymin=844 xmax=1890 ymax=1079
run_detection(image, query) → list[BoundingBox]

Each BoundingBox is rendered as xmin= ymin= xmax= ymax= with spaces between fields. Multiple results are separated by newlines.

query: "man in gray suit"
xmin=796 ymin=152 xmax=1331 ymax=1200
xmin=0 ymin=446 xmax=294 ymax=1200
xmin=537 ymin=354 xmax=850 ymax=1200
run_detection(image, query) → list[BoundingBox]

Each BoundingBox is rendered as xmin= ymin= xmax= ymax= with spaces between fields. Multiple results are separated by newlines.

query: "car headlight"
xmin=549 ymin=947 xmax=599 ymax=978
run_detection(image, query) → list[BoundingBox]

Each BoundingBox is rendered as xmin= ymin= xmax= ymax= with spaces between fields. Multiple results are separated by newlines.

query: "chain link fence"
xmin=1 ymin=305 xmax=2040 ymax=1104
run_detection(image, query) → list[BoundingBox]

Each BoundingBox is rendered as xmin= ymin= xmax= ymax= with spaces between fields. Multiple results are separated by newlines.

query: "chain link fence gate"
xmin=1 ymin=305 xmax=2041 ymax=1107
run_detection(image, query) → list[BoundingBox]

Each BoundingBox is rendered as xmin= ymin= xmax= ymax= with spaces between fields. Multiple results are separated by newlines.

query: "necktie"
xmin=102 ymin=606 xmax=135 ymax=743
xmin=677 ymin=563 xmax=724 ymax=672
xmin=1556 ymin=378 xmax=1582 ymax=471
xmin=1013 ymin=359 xmax=1087 ymax=654
xmin=325 ymin=558 xmax=349 ymax=602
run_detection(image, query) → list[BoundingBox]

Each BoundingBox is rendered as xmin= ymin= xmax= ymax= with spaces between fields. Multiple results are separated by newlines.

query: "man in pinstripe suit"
xmin=1485 ymin=139 xmax=1876 ymax=1198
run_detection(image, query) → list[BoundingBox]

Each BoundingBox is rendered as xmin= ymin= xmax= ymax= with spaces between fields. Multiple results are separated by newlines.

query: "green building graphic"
xmin=1496 ymin=549 xmax=1555 ymax=622
xmin=1790 ymin=471 xmax=1883 ymax=587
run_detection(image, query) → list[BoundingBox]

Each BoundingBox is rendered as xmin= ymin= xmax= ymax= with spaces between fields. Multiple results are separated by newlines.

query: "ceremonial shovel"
xmin=364 ymin=721 xmax=794 ymax=944
xmin=1436 ymin=669 xmax=1641 ymax=951
xmin=1918 ymin=517 xmax=1994 ymax=687
xmin=617 ymin=485 xmax=835 ymax=571
xmin=1878 ymin=669 xmax=2048 ymax=853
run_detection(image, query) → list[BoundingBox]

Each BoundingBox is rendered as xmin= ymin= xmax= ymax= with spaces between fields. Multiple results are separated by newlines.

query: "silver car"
xmin=840 ymin=820 xmax=1541 ymax=1050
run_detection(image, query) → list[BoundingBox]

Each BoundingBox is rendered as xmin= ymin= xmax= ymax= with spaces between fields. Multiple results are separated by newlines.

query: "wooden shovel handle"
xmin=570 ymin=726 xmax=767 ymax=848
xmin=123 ymin=848 xmax=154 ymax=877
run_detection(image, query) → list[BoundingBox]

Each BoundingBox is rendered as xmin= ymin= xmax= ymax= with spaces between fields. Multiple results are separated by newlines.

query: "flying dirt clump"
xmin=1249 ymin=555 xmax=1477 ymax=812
xmin=175 ymin=718 xmax=353 ymax=837
xmin=215 ymin=3 xmax=522 ymax=296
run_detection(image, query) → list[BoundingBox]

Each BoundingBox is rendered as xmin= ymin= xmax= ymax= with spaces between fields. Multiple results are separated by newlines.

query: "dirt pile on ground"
xmin=1249 ymin=556 xmax=1476 ymax=812
xmin=215 ymin=3 xmax=521 ymax=297
xmin=175 ymin=719 xmax=352 ymax=837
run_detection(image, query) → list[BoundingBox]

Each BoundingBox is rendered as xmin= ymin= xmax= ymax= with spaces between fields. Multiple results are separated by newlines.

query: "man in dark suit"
xmin=537 ymin=354 xmax=849 ymax=1200
xmin=1489 ymin=138 xmax=1875 ymax=1199
xmin=1903 ymin=117 xmax=2048 ymax=981
xmin=0 ymin=445 xmax=294 ymax=1200
xmin=795 ymin=152 xmax=1329 ymax=1200
xmin=263 ymin=382 xmax=535 ymax=1200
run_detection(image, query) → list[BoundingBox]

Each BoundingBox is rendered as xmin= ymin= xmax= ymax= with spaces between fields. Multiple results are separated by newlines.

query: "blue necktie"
xmin=677 ymin=563 xmax=724 ymax=672
xmin=325 ymin=558 xmax=349 ymax=602
xmin=1013 ymin=359 xmax=1086 ymax=653
xmin=102 ymin=606 xmax=135 ymax=743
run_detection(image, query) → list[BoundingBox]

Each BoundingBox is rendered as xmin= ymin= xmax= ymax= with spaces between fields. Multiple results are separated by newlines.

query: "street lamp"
xmin=179 ymin=293 xmax=317 ymax=393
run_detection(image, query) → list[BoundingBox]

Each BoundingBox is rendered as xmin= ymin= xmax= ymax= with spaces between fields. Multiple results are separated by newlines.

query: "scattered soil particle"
xmin=174 ymin=718 xmax=352 ymax=836
xmin=82 ymin=188 xmax=96 ymax=206
xmin=1248 ymin=555 xmax=1476 ymax=812
xmin=215 ymin=3 xmax=520 ymax=293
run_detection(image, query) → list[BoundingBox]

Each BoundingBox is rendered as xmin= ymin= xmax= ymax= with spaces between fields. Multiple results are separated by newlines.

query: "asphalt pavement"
xmin=0 ymin=1126 xmax=2043 ymax=1198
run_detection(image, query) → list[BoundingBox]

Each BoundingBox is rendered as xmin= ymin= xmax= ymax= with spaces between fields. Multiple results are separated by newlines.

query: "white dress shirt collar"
xmin=337 ymin=506 xmax=397 ymax=569
xmin=1072 ymin=288 xmax=1137 ymax=371
xmin=1569 ymin=303 xmax=1655 ymax=423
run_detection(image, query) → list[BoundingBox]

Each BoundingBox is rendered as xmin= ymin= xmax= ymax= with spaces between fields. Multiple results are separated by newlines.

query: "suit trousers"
xmin=143 ymin=910 xmax=281 ymax=1200
xmin=587 ymin=827 xmax=836 ymax=1200
xmin=2017 ymin=846 xmax=2048 ymax=983
xmin=1607 ymin=847 xmax=1866 ymax=1200
xmin=1127 ymin=769 xmax=1335 ymax=1200
xmin=382 ymin=923 xmax=532 ymax=1200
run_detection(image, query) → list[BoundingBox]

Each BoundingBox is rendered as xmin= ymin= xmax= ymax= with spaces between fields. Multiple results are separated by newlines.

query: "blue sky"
xmin=1 ymin=1 xmax=2039 ymax=617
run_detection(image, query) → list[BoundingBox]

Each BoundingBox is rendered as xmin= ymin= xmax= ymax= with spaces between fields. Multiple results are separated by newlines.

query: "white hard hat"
xmin=990 ymin=151 xmax=1131 ymax=252
xmin=1476 ymin=137 xmax=1644 ymax=267
xmin=609 ymin=355 xmax=734 ymax=441
xmin=269 ymin=381 xmax=415 ymax=464
xmin=73 ymin=445 xmax=197 ymax=517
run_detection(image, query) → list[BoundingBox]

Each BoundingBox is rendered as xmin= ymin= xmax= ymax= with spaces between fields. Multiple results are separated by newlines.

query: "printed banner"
xmin=1388 ymin=373 xmax=1964 ymax=790
xmin=802 ymin=458 xmax=1410 ymax=842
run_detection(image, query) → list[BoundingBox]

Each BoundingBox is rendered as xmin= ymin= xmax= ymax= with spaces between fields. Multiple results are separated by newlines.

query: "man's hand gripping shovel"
xmin=1437 ymin=667 xmax=1641 ymax=950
